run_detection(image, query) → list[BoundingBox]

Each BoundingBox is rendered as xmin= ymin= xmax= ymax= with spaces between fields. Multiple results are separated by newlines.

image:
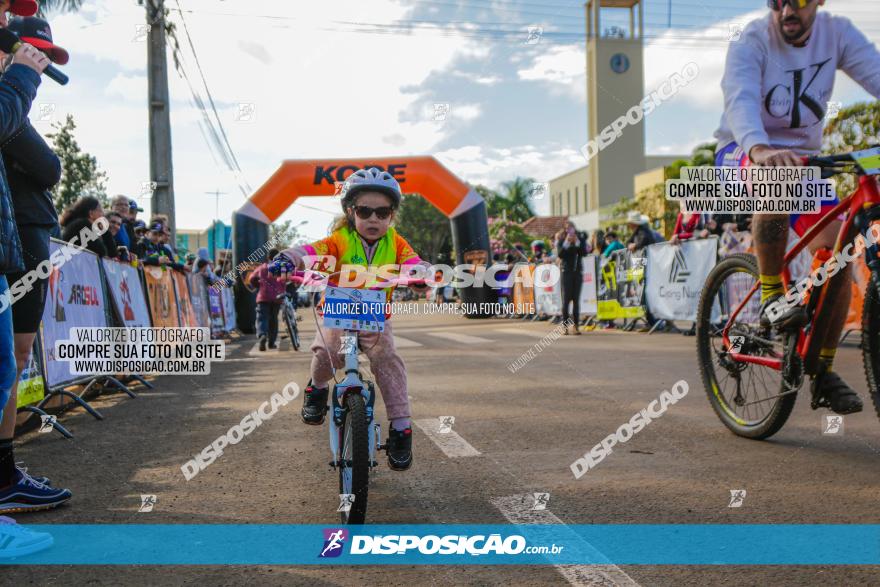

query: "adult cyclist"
xmin=714 ymin=0 xmax=880 ymax=414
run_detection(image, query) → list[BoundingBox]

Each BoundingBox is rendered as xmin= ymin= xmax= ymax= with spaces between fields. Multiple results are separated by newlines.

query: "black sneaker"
xmin=268 ymin=342 xmax=277 ymax=350
xmin=259 ymin=336 xmax=267 ymax=352
xmin=815 ymin=371 xmax=863 ymax=414
xmin=386 ymin=427 xmax=413 ymax=471
xmin=301 ymin=383 xmax=328 ymax=425
xmin=0 ymin=469 xmax=71 ymax=514
xmin=759 ymin=294 xmax=806 ymax=330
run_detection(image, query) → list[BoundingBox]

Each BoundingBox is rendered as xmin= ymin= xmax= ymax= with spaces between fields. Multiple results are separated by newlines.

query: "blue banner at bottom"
xmin=2 ymin=524 xmax=879 ymax=565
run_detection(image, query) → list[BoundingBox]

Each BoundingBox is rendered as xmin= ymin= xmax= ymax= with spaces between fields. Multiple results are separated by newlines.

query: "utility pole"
xmin=205 ymin=189 xmax=227 ymax=224
xmin=144 ymin=0 xmax=176 ymax=241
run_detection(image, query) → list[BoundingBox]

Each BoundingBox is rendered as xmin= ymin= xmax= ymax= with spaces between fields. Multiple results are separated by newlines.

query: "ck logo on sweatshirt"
xmin=764 ymin=58 xmax=832 ymax=128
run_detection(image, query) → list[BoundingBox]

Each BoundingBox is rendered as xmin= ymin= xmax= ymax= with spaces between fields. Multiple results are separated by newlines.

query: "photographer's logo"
xmin=432 ymin=103 xmax=450 ymax=122
xmin=525 ymin=26 xmax=543 ymax=45
xmin=37 ymin=102 xmax=55 ymax=122
xmin=825 ymin=101 xmax=843 ymax=121
xmin=531 ymin=492 xmax=550 ymax=511
xmin=668 ymin=248 xmax=690 ymax=284
xmin=139 ymin=494 xmax=157 ymax=512
xmin=438 ymin=416 xmax=455 ymax=434
xmin=728 ymin=489 xmax=746 ymax=508
xmin=319 ymin=528 xmax=348 ymax=558
xmin=133 ymin=24 xmax=151 ymax=42
xmin=337 ymin=493 xmax=355 ymax=513
xmin=823 ymin=415 xmax=844 ymax=435
xmin=528 ymin=182 xmax=548 ymax=201
xmin=235 ymin=103 xmax=256 ymax=123
xmin=38 ymin=414 xmax=56 ymax=433
xmin=729 ymin=336 xmax=745 ymax=354
xmin=728 ymin=23 xmax=744 ymax=42
xmin=141 ymin=181 xmax=157 ymax=198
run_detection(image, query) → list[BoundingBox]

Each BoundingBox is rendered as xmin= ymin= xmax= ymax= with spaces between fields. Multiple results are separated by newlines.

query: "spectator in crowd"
xmin=138 ymin=221 xmax=173 ymax=266
xmin=109 ymin=195 xmax=132 ymax=249
xmin=128 ymin=198 xmax=142 ymax=235
xmin=556 ymin=227 xmax=588 ymax=335
xmin=625 ymin=211 xmax=658 ymax=253
xmin=603 ymin=231 xmax=624 ymax=257
xmin=589 ymin=229 xmax=605 ymax=257
xmin=708 ymin=213 xmax=752 ymax=236
xmin=0 ymin=5 xmax=73 ymax=516
xmin=59 ymin=196 xmax=116 ymax=257
xmin=248 ymin=248 xmax=287 ymax=351
xmin=530 ymin=239 xmax=546 ymax=262
xmin=669 ymin=210 xmax=710 ymax=245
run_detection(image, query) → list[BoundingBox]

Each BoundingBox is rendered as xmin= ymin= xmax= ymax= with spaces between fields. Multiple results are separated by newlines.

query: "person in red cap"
xmin=0 ymin=5 xmax=73 ymax=515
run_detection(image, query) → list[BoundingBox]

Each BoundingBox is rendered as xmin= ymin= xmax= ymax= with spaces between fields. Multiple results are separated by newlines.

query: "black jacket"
xmin=0 ymin=65 xmax=42 ymax=274
xmin=556 ymin=236 xmax=588 ymax=273
xmin=626 ymin=224 xmax=657 ymax=252
xmin=2 ymin=121 xmax=60 ymax=227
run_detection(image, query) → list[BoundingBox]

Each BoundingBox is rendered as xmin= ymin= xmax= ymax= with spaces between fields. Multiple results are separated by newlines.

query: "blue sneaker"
xmin=16 ymin=464 xmax=50 ymax=486
xmin=0 ymin=470 xmax=71 ymax=514
xmin=0 ymin=516 xmax=54 ymax=557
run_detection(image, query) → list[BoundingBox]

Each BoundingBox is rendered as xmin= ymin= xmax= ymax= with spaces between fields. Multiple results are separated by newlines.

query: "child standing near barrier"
xmin=272 ymin=168 xmax=428 ymax=471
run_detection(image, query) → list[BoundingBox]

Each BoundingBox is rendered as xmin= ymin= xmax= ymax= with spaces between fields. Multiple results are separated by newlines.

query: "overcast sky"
xmin=35 ymin=0 xmax=880 ymax=241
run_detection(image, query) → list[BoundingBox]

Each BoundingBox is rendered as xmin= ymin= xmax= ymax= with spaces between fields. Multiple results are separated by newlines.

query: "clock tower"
xmin=585 ymin=0 xmax=646 ymax=211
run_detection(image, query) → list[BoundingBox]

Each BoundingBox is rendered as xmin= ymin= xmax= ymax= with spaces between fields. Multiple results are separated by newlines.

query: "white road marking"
xmin=393 ymin=336 xmax=423 ymax=348
xmin=493 ymin=328 xmax=548 ymax=337
xmin=491 ymin=494 xmax=640 ymax=587
xmin=425 ymin=331 xmax=493 ymax=344
xmin=414 ymin=418 xmax=481 ymax=458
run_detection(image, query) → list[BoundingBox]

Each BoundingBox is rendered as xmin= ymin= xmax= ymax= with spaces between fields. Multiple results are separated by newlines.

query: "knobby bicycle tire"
xmin=285 ymin=306 xmax=300 ymax=351
xmin=861 ymin=272 xmax=880 ymax=421
xmin=696 ymin=253 xmax=797 ymax=439
xmin=338 ymin=393 xmax=370 ymax=524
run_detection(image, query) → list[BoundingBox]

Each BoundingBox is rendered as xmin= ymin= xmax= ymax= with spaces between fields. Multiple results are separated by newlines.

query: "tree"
xmin=47 ymin=114 xmax=109 ymax=211
xmin=823 ymin=101 xmax=880 ymax=196
xmin=269 ymin=220 xmax=306 ymax=249
xmin=37 ymin=0 xmax=84 ymax=16
xmin=394 ymin=194 xmax=452 ymax=263
xmin=477 ymin=178 xmax=537 ymax=223
xmin=488 ymin=217 xmax=531 ymax=257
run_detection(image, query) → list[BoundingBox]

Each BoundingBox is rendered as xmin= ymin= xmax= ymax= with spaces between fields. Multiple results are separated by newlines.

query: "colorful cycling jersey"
xmin=282 ymin=225 xmax=423 ymax=315
xmin=714 ymin=12 xmax=880 ymax=157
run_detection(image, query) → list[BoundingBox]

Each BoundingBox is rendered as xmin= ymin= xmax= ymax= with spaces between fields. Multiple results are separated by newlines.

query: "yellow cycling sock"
xmin=760 ymin=274 xmax=784 ymax=304
xmin=819 ymin=347 xmax=837 ymax=373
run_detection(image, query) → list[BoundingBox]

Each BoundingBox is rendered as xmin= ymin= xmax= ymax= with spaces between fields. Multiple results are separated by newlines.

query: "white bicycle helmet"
xmin=340 ymin=167 xmax=402 ymax=209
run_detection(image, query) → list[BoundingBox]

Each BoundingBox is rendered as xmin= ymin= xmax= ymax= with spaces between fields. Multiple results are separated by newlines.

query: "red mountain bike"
xmin=696 ymin=148 xmax=880 ymax=438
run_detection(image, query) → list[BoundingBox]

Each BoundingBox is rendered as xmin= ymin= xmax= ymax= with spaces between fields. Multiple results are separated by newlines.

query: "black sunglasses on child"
xmin=352 ymin=205 xmax=394 ymax=220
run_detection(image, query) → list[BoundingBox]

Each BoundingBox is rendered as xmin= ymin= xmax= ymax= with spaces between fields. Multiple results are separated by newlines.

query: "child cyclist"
xmin=272 ymin=168 xmax=428 ymax=470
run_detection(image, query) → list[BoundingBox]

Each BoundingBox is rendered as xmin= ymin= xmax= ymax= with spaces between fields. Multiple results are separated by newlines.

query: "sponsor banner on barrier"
xmin=143 ymin=267 xmax=180 ymax=328
xmin=6 ymin=524 xmax=880 ymax=565
xmin=16 ymin=342 xmax=45 ymax=408
xmin=207 ymin=286 xmax=226 ymax=338
xmin=579 ymin=255 xmax=598 ymax=316
xmin=187 ymin=272 xmax=212 ymax=328
xmin=221 ymin=286 xmax=236 ymax=332
xmin=645 ymin=238 xmax=718 ymax=322
xmin=171 ymin=271 xmax=199 ymax=328
xmin=101 ymin=259 xmax=151 ymax=328
xmin=598 ymin=251 xmax=646 ymax=320
xmin=41 ymin=241 xmax=110 ymax=388
xmin=533 ymin=263 xmax=561 ymax=316
xmin=512 ymin=264 xmax=535 ymax=313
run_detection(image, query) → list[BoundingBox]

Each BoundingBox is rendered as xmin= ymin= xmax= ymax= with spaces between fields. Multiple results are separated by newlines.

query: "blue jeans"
xmin=256 ymin=301 xmax=280 ymax=345
xmin=0 ymin=275 xmax=15 ymax=421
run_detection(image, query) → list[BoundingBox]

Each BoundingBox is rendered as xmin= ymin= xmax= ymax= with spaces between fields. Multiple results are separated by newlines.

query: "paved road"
xmin=7 ymin=307 xmax=880 ymax=585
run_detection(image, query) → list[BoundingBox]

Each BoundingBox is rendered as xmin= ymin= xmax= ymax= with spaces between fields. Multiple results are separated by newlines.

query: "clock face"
xmin=610 ymin=53 xmax=630 ymax=74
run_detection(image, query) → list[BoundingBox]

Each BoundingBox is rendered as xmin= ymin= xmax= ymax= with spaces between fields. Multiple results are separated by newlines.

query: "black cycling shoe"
xmin=385 ymin=427 xmax=413 ymax=471
xmin=301 ymin=383 xmax=329 ymax=425
xmin=759 ymin=294 xmax=806 ymax=330
xmin=814 ymin=370 xmax=863 ymax=415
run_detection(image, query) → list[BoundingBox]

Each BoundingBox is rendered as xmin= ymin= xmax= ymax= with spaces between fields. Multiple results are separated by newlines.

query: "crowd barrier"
xmin=13 ymin=238 xmax=237 ymax=437
xmin=516 ymin=230 xmax=871 ymax=336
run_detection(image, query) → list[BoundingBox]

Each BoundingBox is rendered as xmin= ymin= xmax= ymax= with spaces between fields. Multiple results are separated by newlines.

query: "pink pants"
xmin=309 ymin=320 xmax=410 ymax=420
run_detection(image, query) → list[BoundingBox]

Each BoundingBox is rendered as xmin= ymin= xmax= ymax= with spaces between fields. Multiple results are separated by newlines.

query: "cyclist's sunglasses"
xmin=767 ymin=0 xmax=812 ymax=10
xmin=352 ymin=205 xmax=395 ymax=220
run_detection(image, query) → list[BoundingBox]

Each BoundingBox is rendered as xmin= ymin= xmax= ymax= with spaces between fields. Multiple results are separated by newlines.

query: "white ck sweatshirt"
xmin=714 ymin=11 xmax=880 ymax=157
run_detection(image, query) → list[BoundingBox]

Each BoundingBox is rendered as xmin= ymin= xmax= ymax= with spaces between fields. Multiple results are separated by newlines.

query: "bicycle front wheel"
xmin=338 ymin=393 xmax=370 ymax=524
xmin=696 ymin=253 xmax=796 ymax=439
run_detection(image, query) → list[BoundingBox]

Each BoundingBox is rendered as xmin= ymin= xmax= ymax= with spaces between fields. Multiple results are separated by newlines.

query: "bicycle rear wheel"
xmin=696 ymin=254 xmax=797 ymax=439
xmin=862 ymin=273 xmax=880 ymax=420
xmin=338 ymin=393 xmax=369 ymax=524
